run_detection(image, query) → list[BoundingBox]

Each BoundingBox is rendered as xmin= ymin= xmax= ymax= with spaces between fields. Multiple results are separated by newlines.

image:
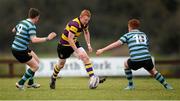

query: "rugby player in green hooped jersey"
xmin=50 ymin=9 xmax=105 ymax=89
xmin=96 ymin=19 xmax=173 ymax=90
xmin=11 ymin=8 xmax=57 ymax=90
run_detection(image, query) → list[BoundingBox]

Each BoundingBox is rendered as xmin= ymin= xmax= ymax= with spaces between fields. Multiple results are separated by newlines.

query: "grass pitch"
xmin=0 ymin=77 xmax=179 ymax=100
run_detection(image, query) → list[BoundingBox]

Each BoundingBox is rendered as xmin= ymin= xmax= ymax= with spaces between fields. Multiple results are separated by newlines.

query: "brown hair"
xmin=128 ymin=19 xmax=140 ymax=29
xmin=28 ymin=8 xmax=40 ymax=19
xmin=80 ymin=9 xmax=91 ymax=18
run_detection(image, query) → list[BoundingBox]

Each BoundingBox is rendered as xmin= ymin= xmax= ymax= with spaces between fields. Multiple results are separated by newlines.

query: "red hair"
xmin=80 ymin=9 xmax=91 ymax=18
xmin=128 ymin=19 xmax=140 ymax=29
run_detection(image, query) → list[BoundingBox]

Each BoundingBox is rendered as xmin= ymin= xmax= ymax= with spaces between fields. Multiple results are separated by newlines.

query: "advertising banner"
xmin=27 ymin=57 xmax=150 ymax=77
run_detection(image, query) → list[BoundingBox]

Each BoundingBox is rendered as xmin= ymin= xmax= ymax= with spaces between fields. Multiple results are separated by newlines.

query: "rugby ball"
xmin=89 ymin=75 xmax=99 ymax=89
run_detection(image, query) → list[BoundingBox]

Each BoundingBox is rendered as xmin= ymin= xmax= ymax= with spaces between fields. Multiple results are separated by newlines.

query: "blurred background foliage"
xmin=0 ymin=0 xmax=180 ymax=58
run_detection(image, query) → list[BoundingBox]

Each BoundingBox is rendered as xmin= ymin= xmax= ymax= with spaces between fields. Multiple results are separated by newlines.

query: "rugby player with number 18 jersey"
xmin=96 ymin=19 xmax=173 ymax=90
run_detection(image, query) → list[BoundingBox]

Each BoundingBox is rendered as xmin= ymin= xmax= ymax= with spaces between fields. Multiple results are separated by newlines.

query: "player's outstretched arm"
xmin=96 ymin=40 xmax=123 ymax=56
xmin=31 ymin=32 xmax=56 ymax=43
xmin=84 ymin=30 xmax=92 ymax=53
xmin=47 ymin=32 xmax=57 ymax=40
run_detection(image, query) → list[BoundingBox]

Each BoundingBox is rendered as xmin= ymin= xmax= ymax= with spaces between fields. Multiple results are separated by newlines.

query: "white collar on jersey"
xmin=27 ymin=18 xmax=33 ymax=23
xmin=130 ymin=29 xmax=140 ymax=32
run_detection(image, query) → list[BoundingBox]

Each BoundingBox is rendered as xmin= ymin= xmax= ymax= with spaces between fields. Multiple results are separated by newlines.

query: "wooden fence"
xmin=0 ymin=59 xmax=21 ymax=77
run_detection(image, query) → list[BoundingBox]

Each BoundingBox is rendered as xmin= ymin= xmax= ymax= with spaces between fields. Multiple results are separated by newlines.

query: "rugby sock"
xmin=85 ymin=63 xmax=94 ymax=77
xmin=155 ymin=72 xmax=168 ymax=87
xmin=28 ymin=72 xmax=35 ymax=85
xmin=28 ymin=77 xmax=34 ymax=85
xmin=52 ymin=64 xmax=63 ymax=79
xmin=124 ymin=69 xmax=133 ymax=86
xmin=18 ymin=68 xmax=35 ymax=85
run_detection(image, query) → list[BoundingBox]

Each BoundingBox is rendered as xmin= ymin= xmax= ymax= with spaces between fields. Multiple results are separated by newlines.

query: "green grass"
xmin=0 ymin=77 xmax=179 ymax=100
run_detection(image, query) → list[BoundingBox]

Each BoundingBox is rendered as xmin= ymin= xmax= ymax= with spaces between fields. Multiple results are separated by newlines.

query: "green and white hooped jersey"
xmin=120 ymin=29 xmax=151 ymax=61
xmin=12 ymin=19 xmax=37 ymax=51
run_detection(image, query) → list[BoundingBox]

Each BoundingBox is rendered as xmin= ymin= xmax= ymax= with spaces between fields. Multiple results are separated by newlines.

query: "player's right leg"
xmin=50 ymin=43 xmax=72 ymax=89
xmin=50 ymin=59 xmax=66 ymax=89
xmin=124 ymin=59 xmax=135 ymax=90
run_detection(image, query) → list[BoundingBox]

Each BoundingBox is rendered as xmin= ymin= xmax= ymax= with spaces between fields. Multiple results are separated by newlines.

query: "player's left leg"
xmin=124 ymin=59 xmax=135 ymax=90
xmin=148 ymin=67 xmax=173 ymax=90
xmin=26 ymin=51 xmax=40 ymax=88
xmin=16 ymin=57 xmax=39 ymax=90
xmin=78 ymin=48 xmax=102 ymax=88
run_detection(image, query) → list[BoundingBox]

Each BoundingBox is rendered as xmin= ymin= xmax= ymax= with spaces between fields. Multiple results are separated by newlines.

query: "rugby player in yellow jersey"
xmin=50 ymin=9 xmax=104 ymax=89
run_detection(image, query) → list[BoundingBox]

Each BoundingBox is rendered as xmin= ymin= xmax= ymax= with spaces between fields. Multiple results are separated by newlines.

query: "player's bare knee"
xmin=32 ymin=63 xmax=40 ymax=71
xmin=82 ymin=56 xmax=89 ymax=63
xmin=124 ymin=61 xmax=129 ymax=69
xmin=59 ymin=63 xmax=65 ymax=69
xmin=149 ymin=67 xmax=157 ymax=76
xmin=58 ymin=59 xmax=66 ymax=68
xmin=31 ymin=66 xmax=39 ymax=72
xmin=59 ymin=61 xmax=65 ymax=66
xmin=34 ymin=67 xmax=39 ymax=71
xmin=36 ymin=59 xmax=40 ymax=64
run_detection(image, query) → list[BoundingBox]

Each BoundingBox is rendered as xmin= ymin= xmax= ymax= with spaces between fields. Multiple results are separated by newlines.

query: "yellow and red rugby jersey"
xmin=60 ymin=17 xmax=88 ymax=46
